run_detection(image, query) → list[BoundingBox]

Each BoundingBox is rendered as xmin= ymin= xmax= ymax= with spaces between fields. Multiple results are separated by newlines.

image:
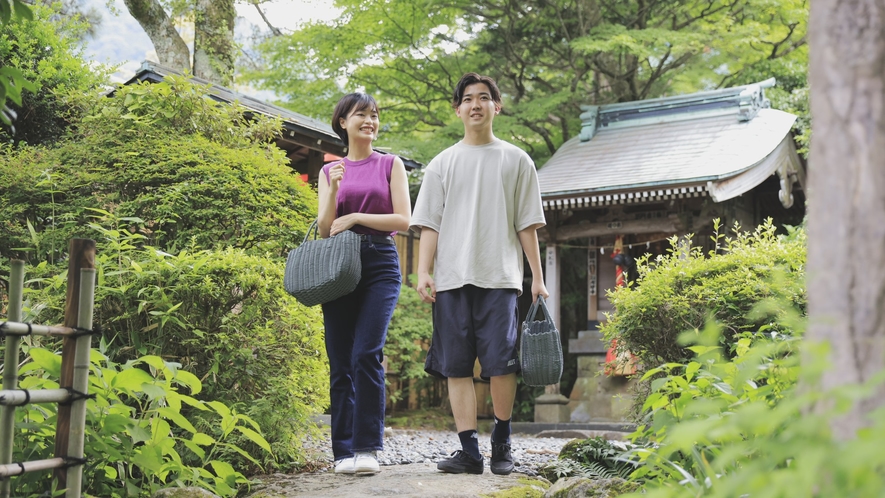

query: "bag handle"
xmin=302 ymin=220 xmax=319 ymax=244
xmin=526 ymin=295 xmax=554 ymax=324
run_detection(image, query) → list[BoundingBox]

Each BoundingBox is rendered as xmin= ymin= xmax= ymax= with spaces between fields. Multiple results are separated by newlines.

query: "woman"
xmin=317 ymin=93 xmax=411 ymax=474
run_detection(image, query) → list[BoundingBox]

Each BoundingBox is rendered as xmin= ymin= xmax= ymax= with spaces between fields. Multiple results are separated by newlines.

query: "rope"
xmin=70 ymin=323 xmax=101 ymax=338
xmin=0 ymin=321 xmax=33 ymax=340
xmin=61 ymin=456 xmax=87 ymax=469
xmin=0 ymin=389 xmax=30 ymax=407
xmin=59 ymin=387 xmax=95 ymax=406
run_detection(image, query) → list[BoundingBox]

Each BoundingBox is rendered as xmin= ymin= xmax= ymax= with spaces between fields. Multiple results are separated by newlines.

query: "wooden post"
xmin=543 ymin=244 xmax=564 ymax=398
xmin=0 ymin=260 xmax=26 ymax=498
xmin=54 ymin=239 xmax=95 ymax=489
xmin=65 ymin=269 xmax=96 ymax=498
xmin=587 ymin=238 xmax=598 ymax=323
xmin=544 ymin=244 xmax=561 ymax=329
xmin=306 ymin=148 xmax=324 ymax=185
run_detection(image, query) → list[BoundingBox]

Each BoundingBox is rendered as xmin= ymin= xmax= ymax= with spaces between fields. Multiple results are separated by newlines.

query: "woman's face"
xmin=339 ymin=104 xmax=379 ymax=143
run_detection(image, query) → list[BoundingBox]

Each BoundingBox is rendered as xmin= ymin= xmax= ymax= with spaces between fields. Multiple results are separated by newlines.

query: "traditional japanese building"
xmin=535 ymin=78 xmax=806 ymax=423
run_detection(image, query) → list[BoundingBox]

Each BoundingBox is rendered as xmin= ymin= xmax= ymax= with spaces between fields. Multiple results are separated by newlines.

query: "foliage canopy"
xmin=0 ymin=75 xmax=317 ymax=264
xmin=248 ymin=0 xmax=808 ymax=164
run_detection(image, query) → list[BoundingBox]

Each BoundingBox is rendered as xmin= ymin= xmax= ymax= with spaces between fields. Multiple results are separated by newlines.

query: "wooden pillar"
xmin=306 ymin=148 xmax=324 ymax=185
xmin=587 ymin=237 xmax=598 ymax=323
xmin=0 ymin=260 xmax=25 ymax=498
xmin=536 ymin=244 xmax=570 ymax=419
xmin=54 ymin=239 xmax=95 ymax=488
xmin=544 ymin=244 xmax=561 ymax=328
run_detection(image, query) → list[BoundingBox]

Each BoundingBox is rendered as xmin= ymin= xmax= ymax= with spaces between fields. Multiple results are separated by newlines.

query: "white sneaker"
xmin=334 ymin=457 xmax=355 ymax=474
xmin=353 ymin=452 xmax=380 ymax=474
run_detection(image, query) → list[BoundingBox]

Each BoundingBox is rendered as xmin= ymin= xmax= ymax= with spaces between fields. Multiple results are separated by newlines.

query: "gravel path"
xmin=246 ymin=428 xmax=575 ymax=497
xmin=305 ymin=427 xmax=573 ymax=475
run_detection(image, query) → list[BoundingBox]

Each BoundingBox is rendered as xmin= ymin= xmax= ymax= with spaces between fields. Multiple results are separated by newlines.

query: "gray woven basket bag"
xmin=520 ymin=296 xmax=564 ymax=387
xmin=283 ymin=221 xmax=362 ymax=307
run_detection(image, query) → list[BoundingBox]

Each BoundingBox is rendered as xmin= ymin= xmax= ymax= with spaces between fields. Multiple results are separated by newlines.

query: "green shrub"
xmin=11 ymin=346 xmax=270 ymax=497
xmin=600 ymin=219 xmax=806 ymax=371
xmin=620 ymin=322 xmax=885 ymax=498
xmin=22 ymin=220 xmax=329 ymax=471
xmin=0 ymin=75 xmax=316 ymax=263
xmin=0 ymin=2 xmax=108 ymax=145
xmin=540 ymin=437 xmax=642 ymax=482
xmin=384 ymin=284 xmax=433 ymax=408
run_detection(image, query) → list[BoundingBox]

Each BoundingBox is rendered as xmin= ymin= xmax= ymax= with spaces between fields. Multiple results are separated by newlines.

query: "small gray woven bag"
xmin=283 ymin=221 xmax=362 ymax=307
xmin=520 ymin=296 xmax=563 ymax=387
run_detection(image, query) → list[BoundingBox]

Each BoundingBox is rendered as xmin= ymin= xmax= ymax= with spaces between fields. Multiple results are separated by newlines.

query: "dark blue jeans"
xmin=321 ymin=238 xmax=401 ymax=460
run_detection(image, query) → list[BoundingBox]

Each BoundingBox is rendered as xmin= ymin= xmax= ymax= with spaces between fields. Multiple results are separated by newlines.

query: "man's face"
xmin=455 ymin=82 xmax=500 ymax=131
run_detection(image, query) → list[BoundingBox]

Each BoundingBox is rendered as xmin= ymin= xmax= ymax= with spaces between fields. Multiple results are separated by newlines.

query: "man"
xmin=411 ymin=72 xmax=548 ymax=476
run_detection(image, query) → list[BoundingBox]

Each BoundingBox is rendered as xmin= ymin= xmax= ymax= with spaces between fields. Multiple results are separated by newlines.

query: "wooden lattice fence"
xmin=0 ymin=239 xmax=97 ymax=498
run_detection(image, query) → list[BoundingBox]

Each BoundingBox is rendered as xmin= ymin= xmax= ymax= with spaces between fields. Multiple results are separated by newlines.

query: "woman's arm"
xmin=317 ymin=162 xmax=344 ymax=239
xmin=329 ymin=156 xmax=412 ymax=235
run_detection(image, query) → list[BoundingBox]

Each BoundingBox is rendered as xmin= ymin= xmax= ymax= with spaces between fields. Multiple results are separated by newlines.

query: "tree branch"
xmin=123 ymin=0 xmax=191 ymax=71
xmin=251 ymin=0 xmax=282 ymax=36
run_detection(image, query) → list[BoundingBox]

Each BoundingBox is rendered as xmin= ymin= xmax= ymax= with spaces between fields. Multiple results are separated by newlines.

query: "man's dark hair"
xmin=451 ymin=73 xmax=502 ymax=109
xmin=331 ymin=92 xmax=379 ymax=143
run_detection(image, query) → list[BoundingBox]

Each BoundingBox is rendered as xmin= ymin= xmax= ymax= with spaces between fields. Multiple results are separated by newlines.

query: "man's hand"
xmin=531 ymin=278 xmax=549 ymax=303
xmin=417 ymin=272 xmax=436 ymax=303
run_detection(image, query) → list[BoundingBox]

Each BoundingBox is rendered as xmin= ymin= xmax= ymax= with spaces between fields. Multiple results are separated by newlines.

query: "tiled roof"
xmin=124 ymin=61 xmax=422 ymax=170
xmin=538 ymin=80 xmax=798 ymax=203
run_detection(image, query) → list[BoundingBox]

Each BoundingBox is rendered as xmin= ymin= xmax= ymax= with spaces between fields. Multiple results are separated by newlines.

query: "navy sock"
xmin=458 ymin=430 xmax=481 ymax=460
xmin=493 ymin=416 xmax=511 ymax=445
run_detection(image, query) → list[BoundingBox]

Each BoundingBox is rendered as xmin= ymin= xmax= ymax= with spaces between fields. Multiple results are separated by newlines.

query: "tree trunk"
xmin=807 ymin=0 xmax=885 ymax=440
xmin=123 ymin=0 xmax=191 ymax=72
xmin=192 ymin=0 xmax=236 ymax=86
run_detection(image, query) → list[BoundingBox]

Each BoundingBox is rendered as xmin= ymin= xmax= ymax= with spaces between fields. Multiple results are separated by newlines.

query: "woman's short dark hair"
xmin=451 ymin=73 xmax=502 ymax=109
xmin=331 ymin=92 xmax=379 ymax=143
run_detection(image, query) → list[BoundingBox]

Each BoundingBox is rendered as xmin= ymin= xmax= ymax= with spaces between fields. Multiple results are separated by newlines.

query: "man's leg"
xmin=489 ymin=373 xmax=517 ymax=421
xmin=449 ymin=376 xmax=478 ymax=432
xmin=488 ymin=373 xmax=518 ymax=475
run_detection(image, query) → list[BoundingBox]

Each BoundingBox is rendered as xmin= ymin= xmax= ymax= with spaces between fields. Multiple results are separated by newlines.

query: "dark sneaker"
xmin=490 ymin=441 xmax=514 ymax=475
xmin=437 ymin=450 xmax=484 ymax=474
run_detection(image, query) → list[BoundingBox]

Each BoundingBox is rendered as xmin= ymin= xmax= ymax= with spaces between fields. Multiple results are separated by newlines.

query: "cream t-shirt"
xmin=410 ymin=138 xmax=546 ymax=293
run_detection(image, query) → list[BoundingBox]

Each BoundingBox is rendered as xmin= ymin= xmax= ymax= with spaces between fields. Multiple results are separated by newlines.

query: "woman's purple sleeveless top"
xmin=322 ymin=152 xmax=396 ymax=236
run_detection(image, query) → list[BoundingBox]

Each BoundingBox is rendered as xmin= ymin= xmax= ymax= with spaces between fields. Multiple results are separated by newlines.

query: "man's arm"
xmin=416 ymin=228 xmax=439 ymax=303
xmin=517 ymin=225 xmax=549 ymax=303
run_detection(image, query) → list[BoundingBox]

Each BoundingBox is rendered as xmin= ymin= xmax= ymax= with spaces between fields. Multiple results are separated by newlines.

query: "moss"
xmin=545 ymin=477 xmax=640 ymax=498
xmin=482 ymin=478 xmax=550 ymax=498
xmin=558 ymin=438 xmax=586 ymax=461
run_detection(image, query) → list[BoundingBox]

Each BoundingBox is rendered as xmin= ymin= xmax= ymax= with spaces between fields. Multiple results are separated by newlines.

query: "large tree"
xmin=248 ymin=0 xmax=807 ymax=164
xmin=123 ymin=0 xmax=237 ymax=85
xmin=807 ymin=0 xmax=885 ymax=440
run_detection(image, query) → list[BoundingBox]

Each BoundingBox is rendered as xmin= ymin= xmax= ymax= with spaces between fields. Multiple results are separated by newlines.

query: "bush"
xmin=384 ymin=284 xmax=435 ymax=410
xmin=11 ymin=347 xmax=270 ymax=497
xmin=0 ymin=2 xmax=108 ymax=145
xmin=22 ymin=220 xmax=329 ymax=471
xmin=540 ymin=437 xmax=642 ymax=482
xmin=0 ymin=75 xmax=317 ymax=263
xmin=600 ymin=219 xmax=806 ymax=372
xmin=619 ymin=320 xmax=885 ymax=498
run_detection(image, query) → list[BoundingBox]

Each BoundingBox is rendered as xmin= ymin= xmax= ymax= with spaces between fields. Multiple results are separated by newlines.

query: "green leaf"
xmin=12 ymin=0 xmax=32 ymax=21
xmin=192 ymin=433 xmax=216 ymax=446
xmin=236 ymin=426 xmax=273 ymax=454
xmin=28 ymin=348 xmax=62 ymax=377
xmin=209 ymin=459 xmax=237 ymax=480
xmin=111 ymin=368 xmax=154 ymax=391
xmin=157 ymin=406 xmax=197 ymax=433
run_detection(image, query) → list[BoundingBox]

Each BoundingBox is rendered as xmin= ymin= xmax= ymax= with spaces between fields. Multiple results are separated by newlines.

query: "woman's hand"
xmin=330 ymin=213 xmax=360 ymax=236
xmin=328 ymin=162 xmax=345 ymax=190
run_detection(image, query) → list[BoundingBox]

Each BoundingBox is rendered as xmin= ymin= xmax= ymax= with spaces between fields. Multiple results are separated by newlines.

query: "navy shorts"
xmin=424 ymin=285 xmax=520 ymax=380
